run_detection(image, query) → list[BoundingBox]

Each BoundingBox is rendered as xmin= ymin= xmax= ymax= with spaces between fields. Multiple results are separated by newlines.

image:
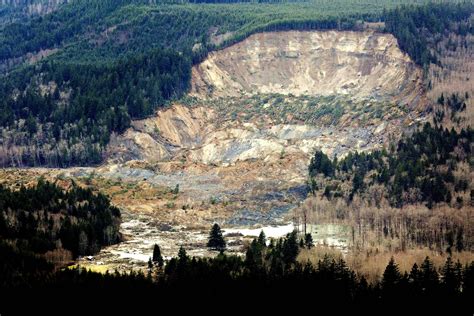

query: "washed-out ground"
xmin=0 ymin=167 xmax=349 ymax=273
xmin=78 ymin=207 xmax=351 ymax=273
xmin=69 ymin=165 xmax=349 ymax=272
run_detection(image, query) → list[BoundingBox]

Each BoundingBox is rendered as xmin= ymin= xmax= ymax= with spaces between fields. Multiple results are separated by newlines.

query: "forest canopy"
xmin=0 ymin=179 xmax=121 ymax=260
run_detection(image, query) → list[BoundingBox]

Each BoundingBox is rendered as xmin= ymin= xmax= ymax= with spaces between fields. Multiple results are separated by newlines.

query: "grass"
xmin=67 ymin=263 xmax=113 ymax=274
xmin=298 ymin=246 xmax=474 ymax=284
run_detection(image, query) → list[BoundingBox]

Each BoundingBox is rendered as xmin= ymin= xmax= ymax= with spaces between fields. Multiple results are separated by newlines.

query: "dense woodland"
xmin=1 ymin=228 xmax=473 ymax=311
xmin=0 ymin=48 xmax=190 ymax=166
xmin=309 ymin=123 xmax=472 ymax=208
xmin=0 ymin=180 xmax=121 ymax=264
xmin=384 ymin=3 xmax=473 ymax=129
xmin=1 ymin=1 xmax=471 ymax=166
xmin=306 ymin=123 xmax=473 ymax=252
xmin=384 ymin=2 xmax=473 ymax=68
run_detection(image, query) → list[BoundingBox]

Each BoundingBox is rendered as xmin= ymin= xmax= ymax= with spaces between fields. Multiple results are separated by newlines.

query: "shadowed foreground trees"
xmin=152 ymin=243 xmax=164 ymax=267
xmin=1 ymin=232 xmax=472 ymax=311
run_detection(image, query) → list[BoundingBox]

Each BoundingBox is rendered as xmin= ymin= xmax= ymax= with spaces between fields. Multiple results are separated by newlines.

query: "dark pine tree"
xmin=441 ymin=257 xmax=460 ymax=296
xmin=245 ymin=239 xmax=263 ymax=270
xmin=381 ymin=257 xmax=402 ymax=297
xmin=257 ymin=230 xmax=266 ymax=248
xmin=420 ymin=256 xmax=439 ymax=294
xmin=207 ymin=223 xmax=226 ymax=252
xmin=305 ymin=233 xmax=314 ymax=249
xmin=152 ymin=243 xmax=164 ymax=267
xmin=282 ymin=230 xmax=300 ymax=265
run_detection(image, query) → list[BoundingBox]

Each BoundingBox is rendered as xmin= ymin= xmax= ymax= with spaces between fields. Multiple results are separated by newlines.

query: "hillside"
xmin=0 ymin=1 xmax=473 ymax=307
xmin=0 ymin=27 xmax=431 ymax=270
xmin=112 ymin=30 xmax=426 ymax=164
xmin=0 ymin=0 xmax=446 ymax=167
xmin=0 ymin=0 xmax=69 ymax=24
xmin=191 ymin=31 xmax=422 ymax=100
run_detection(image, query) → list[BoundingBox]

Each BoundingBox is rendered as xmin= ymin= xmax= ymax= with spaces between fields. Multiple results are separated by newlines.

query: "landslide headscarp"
xmin=109 ymin=30 xmax=427 ymax=165
xmin=191 ymin=30 xmax=423 ymax=105
xmin=103 ymin=30 xmax=428 ymax=220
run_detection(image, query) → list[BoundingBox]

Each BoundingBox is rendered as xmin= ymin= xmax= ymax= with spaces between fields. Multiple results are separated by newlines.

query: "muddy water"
xmin=79 ymin=208 xmax=296 ymax=272
xmin=79 ymin=208 xmax=349 ymax=272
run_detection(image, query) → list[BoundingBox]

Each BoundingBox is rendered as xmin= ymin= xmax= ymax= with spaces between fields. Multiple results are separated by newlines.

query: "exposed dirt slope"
xmin=104 ymin=30 xmax=428 ymax=230
xmin=107 ymin=29 xmax=428 ymax=189
xmin=191 ymin=30 xmax=423 ymax=105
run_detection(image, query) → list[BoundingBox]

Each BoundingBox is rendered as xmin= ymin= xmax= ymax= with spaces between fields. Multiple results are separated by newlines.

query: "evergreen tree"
xmin=257 ymin=230 xmax=266 ymax=248
xmin=148 ymin=257 xmax=153 ymax=270
xmin=152 ymin=243 xmax=164 ymax=267
xmin=409 ymin=262 xmax=421 ymax=292
xmin=437 ymin=93 xmax=445 ymax=105
xmin=309 ymin=150 xmax=335 ymax=177
xmin=420 ymin=257 xmax=439 ymax=293
xmin=207 ymin=223 xmax=226 ymax=252
xmin=382 ymin=257 xmax=402 ymax=294
xmin=177 ymin=246 xmax=188 ymax=264
xmin=25 ymin=114 xmax=37 ymax=135
xmin=282 ymin=230 xmax=300 ymax=265
xmin=245 ymin=239 xmax=264 ymax=269
xmin=304 ymin=233 xmax=314 ymax=249
xmin=172 ymin=184 xmax=179 ymax=195
xmin=441 ymin=257 xmax=459 ymax=295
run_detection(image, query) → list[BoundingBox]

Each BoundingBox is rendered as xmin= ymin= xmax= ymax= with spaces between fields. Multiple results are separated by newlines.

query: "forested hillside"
xmin=309 ymin=124 xmax=473 ymax=208
xmin=385 ymin=3 xmax=473 ymax=67
xmin=306 ymin=123 xmax=473 ymax=252
xmin=0 ymin=179 xmax=121 ymax=267
xmin=3 ymin=0 xmax=468 ymax=167
xmin=0 ymin=0 xmax=70 ymax=25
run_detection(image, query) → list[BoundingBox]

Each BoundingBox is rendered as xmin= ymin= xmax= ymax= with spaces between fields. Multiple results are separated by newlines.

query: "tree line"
xmin=0 ymin=179 xmax=122 ymax=260
xmin=384 ymin=2 xmax=473 ymax=68
xmin=0 ymin=48 xmax=190 ymax=166
xmin=1 ymin=225 xmax=473 ymax=311
xmin=0 ymin=1 xmax=471 ymax=167
xmin=309 ymin=123 xmax=472 ymax=209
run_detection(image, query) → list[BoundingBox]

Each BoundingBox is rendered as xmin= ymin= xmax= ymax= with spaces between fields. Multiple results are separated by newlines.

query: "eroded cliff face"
xmin=108 ymin=31 xmax=427 ymax=166
xmin=103 ymin=29 xmax=428 ymax=227
xmin=191 ymin=31 xmax=423 ymax=104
